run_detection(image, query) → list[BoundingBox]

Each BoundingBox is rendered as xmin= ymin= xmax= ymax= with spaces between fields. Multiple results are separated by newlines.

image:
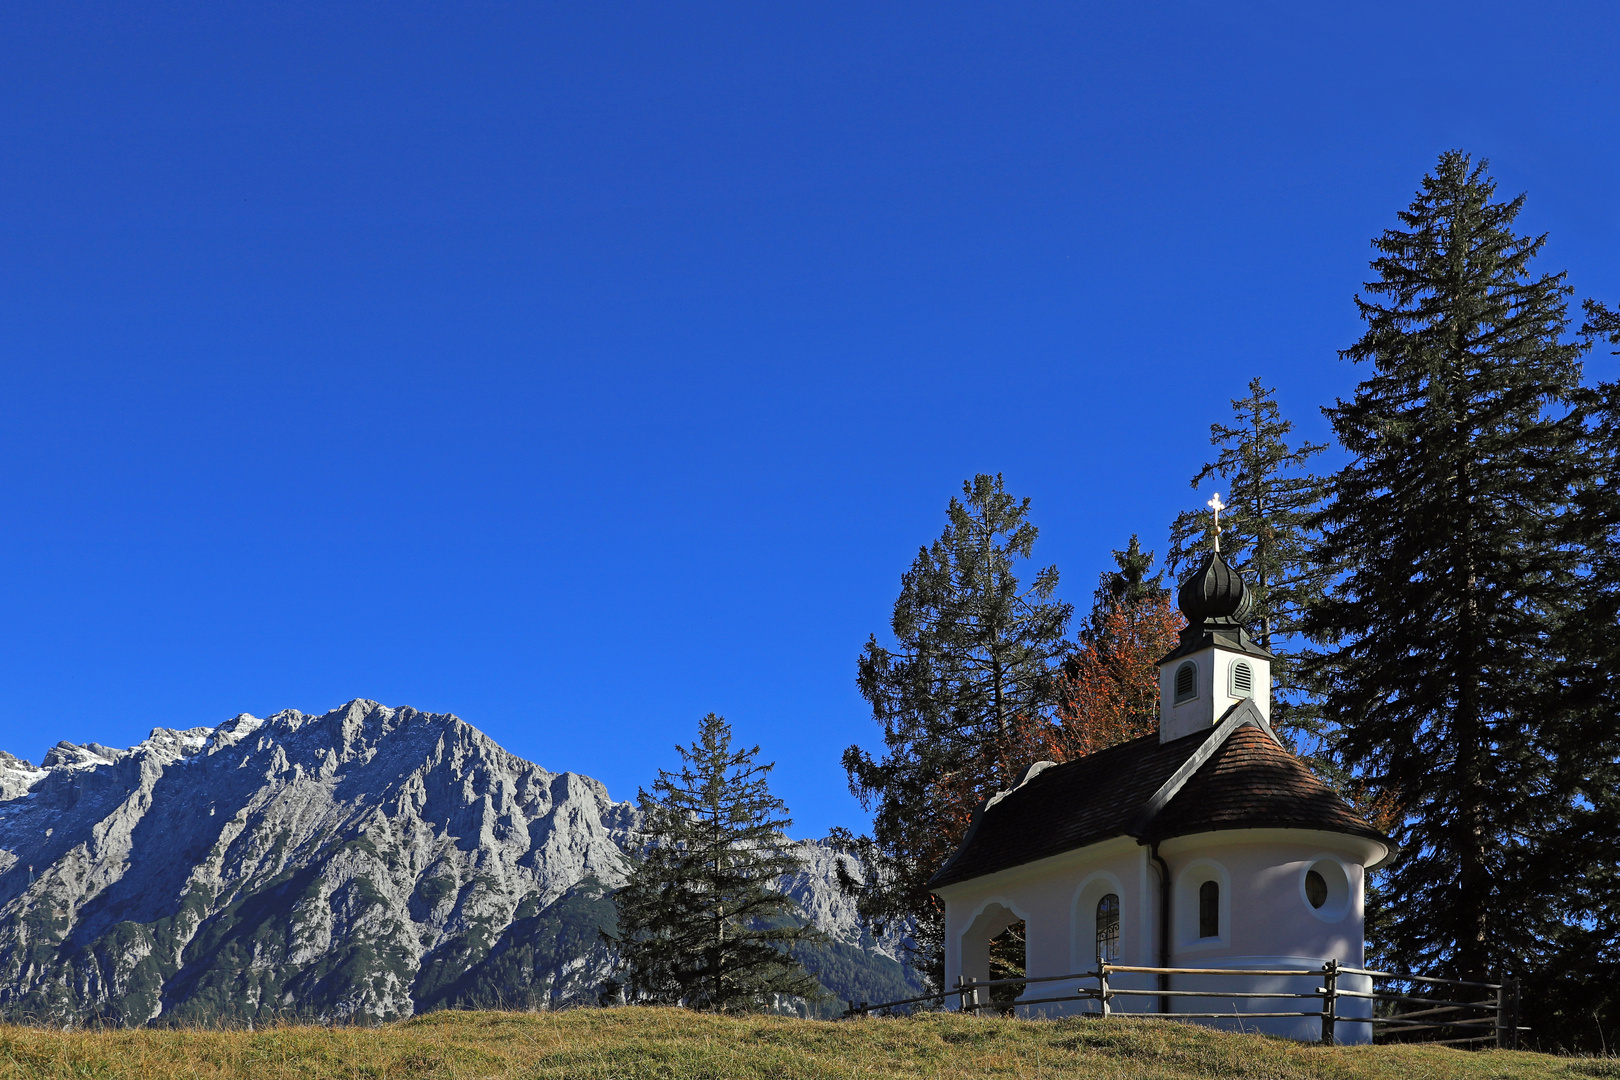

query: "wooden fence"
xmin=843 ymin=961 xmax=1526 ymax=1048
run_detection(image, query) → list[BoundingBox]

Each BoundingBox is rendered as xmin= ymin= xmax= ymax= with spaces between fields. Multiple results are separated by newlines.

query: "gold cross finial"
xmin=1207 ymin=493 xmax=1225 ymax=553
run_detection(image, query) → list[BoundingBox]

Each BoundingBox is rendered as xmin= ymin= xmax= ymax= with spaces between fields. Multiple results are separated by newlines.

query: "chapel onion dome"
xmin=1159 ymin=547 xmax=1271 ymax=663
xmin=1177 ymin=549 xmax=1253 ymax=628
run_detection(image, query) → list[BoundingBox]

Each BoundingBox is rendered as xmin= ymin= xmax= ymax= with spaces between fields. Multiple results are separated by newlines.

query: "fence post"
xmin=1319 ymin=958 xmax=1338 ymax=1046
xmin=1099 ymin=963 xmax=1111 ymax=1017
xmin=956 ymin=976 xmax=971 ymax=1014
xmin=1510 ymin=976 xmax=1521 ymax=1050
xmin=1495 ymin=976 xmax=1507 ymax=1049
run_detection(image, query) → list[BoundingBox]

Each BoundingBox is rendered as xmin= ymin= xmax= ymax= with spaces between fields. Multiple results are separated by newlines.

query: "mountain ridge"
xmin=0 ymin=700 xmax=918 ymax=1024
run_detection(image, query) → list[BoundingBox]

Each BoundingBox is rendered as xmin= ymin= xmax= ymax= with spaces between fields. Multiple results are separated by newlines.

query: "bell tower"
xmin=1157 ymin=495 xmax=1273 ymax=742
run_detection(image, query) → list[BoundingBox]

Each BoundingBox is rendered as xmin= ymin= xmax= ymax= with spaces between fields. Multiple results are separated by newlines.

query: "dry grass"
xmin=0 ymin=1008 xmax=1612 ymax=1080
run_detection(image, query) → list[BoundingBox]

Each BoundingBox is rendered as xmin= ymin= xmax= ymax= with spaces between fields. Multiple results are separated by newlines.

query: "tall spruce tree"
xmin=1303 ymin=152 xmax=1589 ymax=982
xmin=1522 ymin=298 xmax=1620 ymax=1050
xmin=1168 ymin=378 xmax=1327 ymax=742
xmin=835 ymin=474 xmax=1072 ymax=983
xmin=607 ymin=713 xmax=824 ymax=1011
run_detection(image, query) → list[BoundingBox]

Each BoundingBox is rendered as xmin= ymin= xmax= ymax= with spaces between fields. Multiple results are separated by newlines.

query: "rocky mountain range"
xmin=0 ymin=701 xmax=920 ymax=1025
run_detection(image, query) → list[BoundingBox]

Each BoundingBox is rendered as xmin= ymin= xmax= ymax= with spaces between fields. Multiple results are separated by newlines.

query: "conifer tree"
xmin=608 ymin=713 xmax=824 ymax=1011
xmin=1168 ymin=379 xmax=1327 ymax=741
xmin=1583 ymin=298 xmax=1620 ymax=346
xmin=1522 ymin=298 xmax=1620 ymax=1049
xmin=835 ymin=474 xmax=1072 ymax=983
xmin=1097 ymin=534 xmax=1168 ymax=608
xmin=1303 ymin=152 xmax=1589 ymax=982
xmin=1050 ymin=537 xmax=1183 ymax=758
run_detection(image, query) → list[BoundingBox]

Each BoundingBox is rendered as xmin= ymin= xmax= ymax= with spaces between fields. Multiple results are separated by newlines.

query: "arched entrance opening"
xmin=988 ymin=920 xmax=1026 ymax=1011
xmin=959 ymin=902 xmax=1026 ymax=1012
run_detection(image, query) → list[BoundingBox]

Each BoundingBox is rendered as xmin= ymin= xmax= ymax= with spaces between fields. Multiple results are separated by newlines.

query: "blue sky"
xmin=0 ymin=3 xmax=1615 ymax=836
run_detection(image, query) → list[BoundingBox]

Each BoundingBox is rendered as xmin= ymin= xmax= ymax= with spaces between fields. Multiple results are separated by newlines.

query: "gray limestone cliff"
xmin=0 ymin=701 xmax=919 ymax=1025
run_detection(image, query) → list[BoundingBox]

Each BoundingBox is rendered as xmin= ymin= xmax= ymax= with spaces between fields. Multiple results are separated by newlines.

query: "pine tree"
xmin=1520 ymin=297 xmax=1620 ymax=1050
xmin=1050 ymin=537 xmax=1183 ymax=758
xmin=1302 ymin=151 xmax=1589 ymax=982
xmin=835 ymin=474 xmax=1072 ymax=984
xmin=1097 ymin=534 xmax=1167 ymax=608
xmin=607 ymin=713 xmax=824 ymax=1011
xmin=1168 ymin=378 xmax=1327 ymax=742
xmin=1583 ymin=298 xmax=1620 ymax=346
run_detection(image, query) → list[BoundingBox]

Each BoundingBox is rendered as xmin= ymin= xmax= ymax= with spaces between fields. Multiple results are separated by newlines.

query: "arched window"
xmin=1174 ymin=661 xmax=1197 ymax=703
xmin=1230 ymin=661 xmax=1253 ymax=698
xmin=1095 ymin=893 xmax=1120 ymax=963
xmin=1198 ymin=880 xmax=1219 ymax=938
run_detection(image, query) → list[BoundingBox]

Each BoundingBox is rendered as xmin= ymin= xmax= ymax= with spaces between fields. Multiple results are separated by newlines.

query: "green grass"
xmin=0 ymin=1008 xmax=1611 ymax=1080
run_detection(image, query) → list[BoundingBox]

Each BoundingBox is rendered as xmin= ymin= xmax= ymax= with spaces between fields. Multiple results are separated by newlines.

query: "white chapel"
xmin=928 ymin=532 xmax=1394 ymax=1041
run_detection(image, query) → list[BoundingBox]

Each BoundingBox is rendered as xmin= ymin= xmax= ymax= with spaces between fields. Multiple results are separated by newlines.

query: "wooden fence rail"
xmin=842 ymin=961 xmax=1527 ymax=1048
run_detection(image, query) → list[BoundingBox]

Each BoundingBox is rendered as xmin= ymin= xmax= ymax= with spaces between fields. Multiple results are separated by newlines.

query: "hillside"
xmin=0 ymin=1010 xmax=1602 ymax=1080
xmin=0 ymin=701 xmax=920 ymax=1025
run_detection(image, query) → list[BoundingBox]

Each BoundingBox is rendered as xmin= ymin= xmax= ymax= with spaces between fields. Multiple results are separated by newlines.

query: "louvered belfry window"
xmin=1231 ymin=661 xmax=1253 ymax=698
xmin=1174 ymin=661 xmax=1197 ymax=703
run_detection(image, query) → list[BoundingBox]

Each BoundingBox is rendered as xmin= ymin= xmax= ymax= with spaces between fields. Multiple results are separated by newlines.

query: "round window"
xmin=1305 ymin=869 xmax=1328 ymax=908
xmin=1301 ymin=858 xmax=1350 ymax=921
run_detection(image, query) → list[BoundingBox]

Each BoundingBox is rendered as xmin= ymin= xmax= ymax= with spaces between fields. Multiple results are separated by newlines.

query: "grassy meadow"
xmin=0 ymin=1009 xmax=1612 ymax=1080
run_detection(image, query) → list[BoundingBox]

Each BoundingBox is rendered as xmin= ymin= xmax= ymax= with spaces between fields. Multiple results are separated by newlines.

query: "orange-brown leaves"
xmin=1049 ymin=594 xmax=1185 ymax=762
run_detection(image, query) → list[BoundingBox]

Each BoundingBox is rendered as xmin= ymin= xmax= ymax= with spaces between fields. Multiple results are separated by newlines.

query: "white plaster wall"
xmin=938 ymin=828 xmax=1384 ymax=1041
xmin=1161 ymin=830 xmax=1369 ymax=963
xmin=939 ymin=837 xmax=1156 ymax=1016
xmin=1159 ymin=648 xmax=1271 ymax=742
xmin=1158 ymin=830 xmax=1376 ymax=1042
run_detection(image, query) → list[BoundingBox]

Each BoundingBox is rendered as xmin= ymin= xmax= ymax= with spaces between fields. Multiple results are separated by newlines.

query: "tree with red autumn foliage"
xmin=1046 ymin=536 xmax=1184 ymax=761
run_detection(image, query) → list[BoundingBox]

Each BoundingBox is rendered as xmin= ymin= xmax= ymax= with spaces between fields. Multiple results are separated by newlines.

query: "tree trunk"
xmin=1453 ymin=449 xmax=1491 ymax=982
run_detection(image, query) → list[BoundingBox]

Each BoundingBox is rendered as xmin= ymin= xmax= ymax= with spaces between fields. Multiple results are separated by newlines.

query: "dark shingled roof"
xmin=928 ymin=717 xmax=1387 ymax=890
xmin=928 ymin=729 xmax=1204 ymax=888
xmin=1147 ymin=724 xmax=1387 ymax=845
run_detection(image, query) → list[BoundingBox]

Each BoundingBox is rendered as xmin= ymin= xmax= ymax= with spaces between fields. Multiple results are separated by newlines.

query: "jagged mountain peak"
xmin=5 ymin=700 xmax=554 ymax=795
xmin=0 ymin=700 xmax=918 ymax=1025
